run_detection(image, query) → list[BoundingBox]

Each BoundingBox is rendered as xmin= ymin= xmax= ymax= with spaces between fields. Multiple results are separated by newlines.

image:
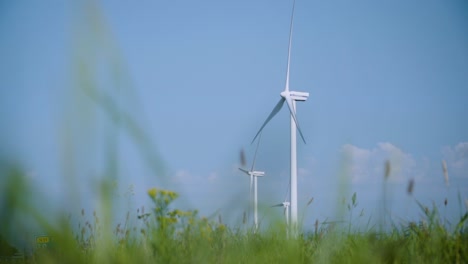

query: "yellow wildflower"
xmin=169 ymin=191 xmax=179 ymax=200
xmin=217 ymin=224 xmax=226 ymax=232
xmin=147 ymin=188 xmax=157 ymax=199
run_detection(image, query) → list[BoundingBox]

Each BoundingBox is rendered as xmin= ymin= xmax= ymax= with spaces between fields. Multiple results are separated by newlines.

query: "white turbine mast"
xmin=251 ymin=0 xmax=308 ymax=235
xmin=239 ymin=133 xmax=265 ymax=231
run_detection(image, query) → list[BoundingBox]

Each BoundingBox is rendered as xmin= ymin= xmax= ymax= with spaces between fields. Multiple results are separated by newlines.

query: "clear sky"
xmin=1 ymin=0 xmax=467 ymax=231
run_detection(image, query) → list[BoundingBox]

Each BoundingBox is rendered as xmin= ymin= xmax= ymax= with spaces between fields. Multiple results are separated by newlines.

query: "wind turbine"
xmin=239 ymin=133 xmax=265 ymax=231
xmin=272 ymin=201 xmax=290 ymax=227
xmin=251 ymin=0 xmax=308 ymax=232
xmin=273 ymin=179 xmax=291 ymax=236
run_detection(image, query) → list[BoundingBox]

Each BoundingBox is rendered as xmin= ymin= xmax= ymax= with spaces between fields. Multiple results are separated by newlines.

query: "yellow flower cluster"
xmin=147 ymin=188 xmax=178 ymax=201
xmin=147 ymin=188 xmax=157 ymax=199
xmin=217 ymin=224 xmax=226 ymax=232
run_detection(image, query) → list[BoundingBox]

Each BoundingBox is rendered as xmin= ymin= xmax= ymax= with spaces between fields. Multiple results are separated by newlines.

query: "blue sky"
xmin=1 ymin=0 xmax=468 ymax=231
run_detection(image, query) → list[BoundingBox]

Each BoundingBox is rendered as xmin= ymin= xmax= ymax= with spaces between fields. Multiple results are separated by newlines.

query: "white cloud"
xmin=341 ymin=142 xmax=416 ymax=183
xmin=207 ymin=171 xmax=218 ymax=182
xmin=172 ymin=169 xmax=221 ymax=184
xmin=298 ymin=167 xmax=310 ymax=177
xmin=341 ymin=144 xmax=372 ymax=183
xmin=172 ymin=169 xmax=194 ymax=183
xmin=442 ymin=142 xmax=468 ymax=179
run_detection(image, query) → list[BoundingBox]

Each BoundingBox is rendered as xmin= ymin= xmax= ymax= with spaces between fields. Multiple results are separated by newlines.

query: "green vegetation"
xmin=0 ymin=165 xmax=467 ymax=263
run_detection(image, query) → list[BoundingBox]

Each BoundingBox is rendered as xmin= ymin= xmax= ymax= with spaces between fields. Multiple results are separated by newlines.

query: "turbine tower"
xmin=251 ymin=0 xmax=308 ymax=233
xmin=239 ymin=134 xmax=265 ymax=231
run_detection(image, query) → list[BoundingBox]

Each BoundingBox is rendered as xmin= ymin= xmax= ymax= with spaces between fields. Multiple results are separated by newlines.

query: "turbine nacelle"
xmin=272 ymin=201 xmax=290 ymax=208
xmin=250 ymin=171 xmax=265 ymax=177
xmin=239 ymin=168 xmax=265 ymax=177
xmin=280 ymin=90 xmax=309 ymax=101
xmin=289 ymin=91 xmax=309 ymax=101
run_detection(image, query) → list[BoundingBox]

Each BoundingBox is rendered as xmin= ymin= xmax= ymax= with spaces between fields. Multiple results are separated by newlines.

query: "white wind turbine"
xmin=239 ymin=133 xmax=265 ymax=231
xmin=272 ymin=181 xmax=291 ymax=237
xmin=272 ymin=201 xmax=290 ymax=227
xmin=251 ymin=0 xmax=308 ymax=232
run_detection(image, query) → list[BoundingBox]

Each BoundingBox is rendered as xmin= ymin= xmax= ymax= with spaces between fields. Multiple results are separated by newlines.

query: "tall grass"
xmin=1 ymin=2 xmax=468 ymax=263
xmin=1 ymin=162 xmax=467 ymax=263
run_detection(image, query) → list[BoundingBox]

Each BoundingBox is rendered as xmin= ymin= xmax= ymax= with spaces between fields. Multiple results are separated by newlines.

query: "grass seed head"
xmin=442 ymin=160 xmax=449 ymax=187
xmin=240 ymin=149 xmax=246 ymax=167
xmin=384 ymin=160 xmax=391 ymax=180
xmin=407 ymin=179 xmax=414 ymax=196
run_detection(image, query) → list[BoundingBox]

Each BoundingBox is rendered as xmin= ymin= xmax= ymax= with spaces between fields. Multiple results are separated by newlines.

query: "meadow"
xmin=0 ymin=162 xmax=467 ymax=263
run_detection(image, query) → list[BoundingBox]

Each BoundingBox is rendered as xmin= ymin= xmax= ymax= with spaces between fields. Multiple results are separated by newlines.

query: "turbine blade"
xmin=284 ymin=0 xmax=296 ymax=92
xmin=272 ymin=203 xmax=283 ymax=207
xmin=250 ymin=132 xmax=262 ymax=171
xmin=284 ymin=93 xmax=306 ymax=144
xmin=251 ymin=98 xmax=285 ymax=144
xmin=238 ymin=168 xmax=249 ymax=175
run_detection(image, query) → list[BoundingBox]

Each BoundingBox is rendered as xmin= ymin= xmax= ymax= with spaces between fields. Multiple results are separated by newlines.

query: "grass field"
xmin=0 ymin=164 xmax=467 ymax=263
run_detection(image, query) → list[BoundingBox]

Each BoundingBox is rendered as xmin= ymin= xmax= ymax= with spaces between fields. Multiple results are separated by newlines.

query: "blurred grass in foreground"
xmin=0 ymin=164 xmax=467 ymax=263
xmin=1 ymin=1 xmax=468 ymax=263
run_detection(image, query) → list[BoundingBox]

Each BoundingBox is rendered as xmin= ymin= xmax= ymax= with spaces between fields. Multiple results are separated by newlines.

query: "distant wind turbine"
xmin=239 ymin=133 xmax=265 ymax=231
xmin=272 ymin=201 xmax=290 ymax=227
xmin=273 ymin=179 xmax=292 ymax=236
xmin=251 ymin=0 xmax=308 ymax=232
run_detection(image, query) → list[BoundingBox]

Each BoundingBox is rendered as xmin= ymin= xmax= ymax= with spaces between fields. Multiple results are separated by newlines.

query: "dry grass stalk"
xmin=314 ymin=219 xmax=319 ymax=235
xmin=384 ymin=160 xmax=391 ymax=180
xmin=442 ymin=160 xmax=449 ymax=187
xmin=240 ymin=149 xmax=246 ymax=167
xmin=407 ymin=179 xmax=414 ymax=196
